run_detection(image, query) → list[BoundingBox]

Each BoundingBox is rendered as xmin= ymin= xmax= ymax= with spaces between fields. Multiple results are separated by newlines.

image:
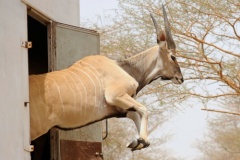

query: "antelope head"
xmin=150 ymin=5 xmax=184 ymax=84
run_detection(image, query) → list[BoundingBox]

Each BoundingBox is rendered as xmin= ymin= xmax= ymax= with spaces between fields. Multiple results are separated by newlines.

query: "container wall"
xmin=0 ymin=0 xmax=30 ymax=159
xmin=21 ymin=0 xmax=80 ymax=26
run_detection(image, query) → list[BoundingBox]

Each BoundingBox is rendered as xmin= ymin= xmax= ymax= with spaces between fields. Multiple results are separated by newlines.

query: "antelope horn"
xmin=150 ymin=13 xmax=160 ymax=36
xmin=150 ymin=13 xmax=163 ymax=44
xmin=162 ymin=5 xmax=176 ymax=49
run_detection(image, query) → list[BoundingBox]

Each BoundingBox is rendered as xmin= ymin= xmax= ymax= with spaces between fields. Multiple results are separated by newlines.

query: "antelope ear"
xmin=159 ymin=41 xmax=167 ymax=49
xmin=158 ymin=31 xmax=166 ymax=43
xmin=150 ymin=13 xmax=165 ymax=44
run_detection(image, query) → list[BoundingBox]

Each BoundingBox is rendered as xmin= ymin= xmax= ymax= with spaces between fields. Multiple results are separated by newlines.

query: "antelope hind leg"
xmin=106 ymin=93 xmax=149 ymax=150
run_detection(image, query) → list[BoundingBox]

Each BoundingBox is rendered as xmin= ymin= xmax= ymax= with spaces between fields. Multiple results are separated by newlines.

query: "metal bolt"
xmin=95 ymin=152 xmax=103 ymax=156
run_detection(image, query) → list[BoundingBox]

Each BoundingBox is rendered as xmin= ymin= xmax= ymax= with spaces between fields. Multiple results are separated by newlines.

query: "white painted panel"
xmin=21 ymin=0 xmax=80 ymax=26
xmin=0 ymin=0 xmax=30 ymax=159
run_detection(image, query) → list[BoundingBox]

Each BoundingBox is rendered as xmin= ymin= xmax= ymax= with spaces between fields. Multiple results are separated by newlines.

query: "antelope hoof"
xmin=127 ymin=138 xmax=150 ymax=151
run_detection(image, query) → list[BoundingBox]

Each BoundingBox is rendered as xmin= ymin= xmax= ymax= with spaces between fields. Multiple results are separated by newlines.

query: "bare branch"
xmin=201 ymin=108 xmax=240 ymax=116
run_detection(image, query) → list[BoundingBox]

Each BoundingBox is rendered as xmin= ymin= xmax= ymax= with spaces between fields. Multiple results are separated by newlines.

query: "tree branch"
xmin=201 ymin=108 xmax=240 ymax=116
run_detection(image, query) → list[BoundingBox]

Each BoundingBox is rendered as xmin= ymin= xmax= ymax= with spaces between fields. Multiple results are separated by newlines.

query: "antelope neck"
xmin=118 ymin=46 xmax=160 ymax=92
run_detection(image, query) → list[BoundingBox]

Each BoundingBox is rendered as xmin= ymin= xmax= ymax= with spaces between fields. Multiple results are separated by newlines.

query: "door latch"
xmin=21 ymin=41 xmax=32 ymax=49
xmin=24 ymin=144 xmax=34 ymax=152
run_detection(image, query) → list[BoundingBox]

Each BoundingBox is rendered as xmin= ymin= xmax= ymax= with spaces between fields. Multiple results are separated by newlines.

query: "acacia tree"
xmin=196 ymin=98 xmax=240 ymax=160
xmin=92 ymin=0 xmax=240 ymax=103
xmin=83 ymin=0 xmax=240 ymax=159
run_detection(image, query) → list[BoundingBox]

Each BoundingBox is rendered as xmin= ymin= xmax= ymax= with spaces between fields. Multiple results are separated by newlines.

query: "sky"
xmin=80 ymin=0 xmax=118 ymax=24
xmin=165 ymin=105 xmax=208 ymax=159
xmin=80 ymin=1 xmax=211 ymax=159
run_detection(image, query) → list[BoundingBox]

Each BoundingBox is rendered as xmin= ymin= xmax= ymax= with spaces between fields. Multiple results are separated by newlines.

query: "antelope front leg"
xmin=106 ymin=93 xmax=149 ymax=150
xmin=126 ymin=111 xmax=149 ymax=150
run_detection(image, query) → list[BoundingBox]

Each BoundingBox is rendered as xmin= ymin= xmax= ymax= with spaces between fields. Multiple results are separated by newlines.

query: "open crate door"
xmin=48 ymin=22 xmax=103 ymax=160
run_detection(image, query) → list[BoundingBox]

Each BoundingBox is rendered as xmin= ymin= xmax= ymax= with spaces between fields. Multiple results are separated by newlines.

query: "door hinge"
xmin=21 ymin=41 xmax=32 ymax=49
xmin=24 ymin=144 xmax=34 ymax=152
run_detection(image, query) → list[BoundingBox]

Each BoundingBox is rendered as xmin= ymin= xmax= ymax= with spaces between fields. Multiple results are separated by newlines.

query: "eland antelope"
xmin=29 ymin=5 xmax=183 ymax=151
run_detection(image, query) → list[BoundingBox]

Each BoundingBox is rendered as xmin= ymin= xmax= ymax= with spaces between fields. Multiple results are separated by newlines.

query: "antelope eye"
xmin=171 ymin=55 xmax=176 ymax=61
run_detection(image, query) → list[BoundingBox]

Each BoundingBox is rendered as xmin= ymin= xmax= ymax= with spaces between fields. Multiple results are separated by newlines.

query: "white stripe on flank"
xmin=80 ymin=62 xmax=103 ymax=107
xmin=81 ymin=61 xmax=101 ymax=76
xmin=31 ymin=76 xmax=48 ymax=118
xmin=39 ymin=75 xmax=53 ymax=118
xmin=30 ymin=76 xmax=43 ymax=131
xmin=72 ymin=66 xmax=97 ymax=108
xmin=52 ymin=72 xmax=77 ymax=116
xmin=44 ymin=74 xmax=65 ymax=117
xmin=68 ymin=69 xmax=88 ymax=117
xmin=64 ymin=70 xmax=84 ymax=115
xmin=83 ymin=59 xmax=109 ymax=109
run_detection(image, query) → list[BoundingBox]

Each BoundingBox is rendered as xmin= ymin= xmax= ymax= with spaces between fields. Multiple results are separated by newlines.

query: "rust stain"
xmin=60 ymin=140 xmax=103 ymax=160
